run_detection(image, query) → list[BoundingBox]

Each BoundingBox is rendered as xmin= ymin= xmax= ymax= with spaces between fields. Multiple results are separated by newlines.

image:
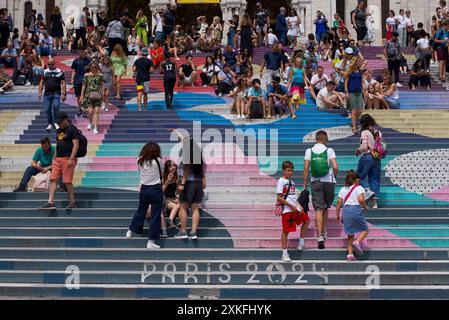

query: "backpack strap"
xmin=344 ymin=185 xmax=358 ymax=205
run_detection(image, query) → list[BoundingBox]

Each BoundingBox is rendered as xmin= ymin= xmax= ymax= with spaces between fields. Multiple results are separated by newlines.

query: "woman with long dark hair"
xmin=239 ymin=13 xmax=253 ymax=55
xmin=355 ymin=114 xmax=382 ymax=209
xmin=171 ymin=131 xmax=206 ymax=240
xmin=126 ymin=142 xmax=164 ymax=249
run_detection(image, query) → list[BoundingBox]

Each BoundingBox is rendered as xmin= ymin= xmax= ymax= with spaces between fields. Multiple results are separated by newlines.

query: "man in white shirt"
xmin=303 ymin=130 xmax=338 ymax=249
xmin=73 ymin=7 xmax=89 ymax=50
xmin=267 ymin=29 xmax=278 ymax=45
xmin=309 ymin=66 xmax=329 ymax=99
xmin=316 ymin=81 xmax=346 ymax=109
xmin=153 ymin=9 xmax=164 ymax=42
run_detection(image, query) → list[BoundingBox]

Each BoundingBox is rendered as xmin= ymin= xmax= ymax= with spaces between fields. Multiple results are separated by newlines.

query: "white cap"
xmin=345 ymin=47 xmax=354 ymax=55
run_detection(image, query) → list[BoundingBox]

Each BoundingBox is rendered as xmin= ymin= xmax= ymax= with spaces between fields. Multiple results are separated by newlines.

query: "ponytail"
xmin=344 ymin=170 xmax=360 ymax=187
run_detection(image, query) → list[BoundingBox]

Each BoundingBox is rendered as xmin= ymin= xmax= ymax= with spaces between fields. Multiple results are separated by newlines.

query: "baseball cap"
xmin=345 ymin=47 xmax=354 ymax=55
xmin=140 ymin=47 xmax=149 ymax=55
xmin=55 ymin=111 xmax=69 ymax=124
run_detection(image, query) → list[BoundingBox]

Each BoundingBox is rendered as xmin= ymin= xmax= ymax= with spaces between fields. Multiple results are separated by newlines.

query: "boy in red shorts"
xmin=277 ymin=161 xmax=310 ymax=262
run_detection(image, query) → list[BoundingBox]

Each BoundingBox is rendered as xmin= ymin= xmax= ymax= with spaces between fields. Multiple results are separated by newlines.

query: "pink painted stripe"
xmin=233 ymin=238 xmax=418 ymax=249
xmin=425 ymin=185 xmax=449 ymax=202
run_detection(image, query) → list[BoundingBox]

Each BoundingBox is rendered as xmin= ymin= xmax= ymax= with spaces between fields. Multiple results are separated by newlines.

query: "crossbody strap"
xmin=344 ymin=185 xmax=358 ymax=205
xmin=155 ymin=159 xmax=163 ymax=184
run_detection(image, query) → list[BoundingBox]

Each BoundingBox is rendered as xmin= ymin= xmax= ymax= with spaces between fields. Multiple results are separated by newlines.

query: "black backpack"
xmin=70 ymin=125 xmax=88 ymax=158
xmin=14 ymin=75 xmax=27 ymax=86
xmin=250 ymin=100 xmax=264 ymax=119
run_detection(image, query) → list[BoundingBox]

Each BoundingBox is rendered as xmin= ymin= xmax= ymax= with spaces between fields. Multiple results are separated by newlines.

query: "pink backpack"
xmin=32 ymin=172 xmax=50 ymax=192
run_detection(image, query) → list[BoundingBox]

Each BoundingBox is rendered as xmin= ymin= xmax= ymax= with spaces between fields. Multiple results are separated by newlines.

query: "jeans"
xmin=278 ymin=30 xmax=288 ymax=45
xmin=357 ymin=153 xmax=381 ymax=199
xmin=19 ymin=166 xmax=63 ymax=189
xmin=316 ymin=32 xmax=325 ymax=43
xmin=36 ymin=44 xmax=53 ymax=56
xmin=129 ymin=184 xmax=164 ymax=241
xmin=0 ymin=57 xmax=17 ymax=69
xmin=33 ymin=67 xmax=44 ymax=85
xmin=398 ymin=28 xmax=407 ymax=47
xmin=44 ymin=94 xmax=61 ymax=125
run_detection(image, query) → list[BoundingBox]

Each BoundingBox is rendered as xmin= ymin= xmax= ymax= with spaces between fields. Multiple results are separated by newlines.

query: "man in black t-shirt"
xmin=133 ymin=47 xmax=154 ymax=111
xmin=161 ymin=53 xmax=177 ymax=109
xmin=39 ymin=58 xmax=67 ymax=131
xmin=163 ymin=3 xmax=176 ymax=42
xmin=253 ymin=2 xmax=270 ymax=46
xmin=40 ymin=112 xmax=80 ymax=210
xmin=179 ymin=55 xmax=197 ymax=87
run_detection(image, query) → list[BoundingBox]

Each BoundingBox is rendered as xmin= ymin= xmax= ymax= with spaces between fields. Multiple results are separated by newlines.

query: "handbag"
xmin=32 ymin=171 xmax=51 ymax=192
xmin=89 ymin=91 xmax=102 ymax=103
xmin=273 ymin=180 xmax=292 ymax=216
xmin=343 ymin=185 xmax=358 ymax=205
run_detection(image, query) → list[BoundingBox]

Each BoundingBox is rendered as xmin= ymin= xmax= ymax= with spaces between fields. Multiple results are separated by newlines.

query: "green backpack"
xmin=311 ymin=148 xmax=329 ymax=178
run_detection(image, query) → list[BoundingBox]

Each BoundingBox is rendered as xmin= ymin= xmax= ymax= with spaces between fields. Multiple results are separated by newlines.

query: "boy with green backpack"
xmin=303 ymin=130 xmax=339 ymax=249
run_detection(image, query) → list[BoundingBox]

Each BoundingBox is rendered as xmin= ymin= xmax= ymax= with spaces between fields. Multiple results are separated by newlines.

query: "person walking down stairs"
xmin=39 ymin=112 xmax=80 ymax=210
xmin=126 ymin=142 xmax=164 ymax=249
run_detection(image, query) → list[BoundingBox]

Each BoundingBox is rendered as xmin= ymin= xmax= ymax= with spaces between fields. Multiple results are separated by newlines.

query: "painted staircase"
xmin=0 ymin=46 xmax=449 ymax=299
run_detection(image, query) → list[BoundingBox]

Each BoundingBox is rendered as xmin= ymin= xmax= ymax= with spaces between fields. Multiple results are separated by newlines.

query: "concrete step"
xmin=0 ymin=269 xmax=447 ymax=286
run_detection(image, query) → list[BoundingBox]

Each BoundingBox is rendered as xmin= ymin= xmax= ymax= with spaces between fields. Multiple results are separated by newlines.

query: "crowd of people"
xmin=1 ymin=1 xmax=448 ymax=261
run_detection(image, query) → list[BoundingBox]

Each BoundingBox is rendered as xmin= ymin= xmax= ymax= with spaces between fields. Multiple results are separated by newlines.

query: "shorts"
xmin=74 ymin=84 xmax=83 ymax=98
xmin=50 ymin=157 xmax=77 ymax=184
xmin=347 ymin=92 xmax=364 ymax=111
xmin=282 ymin=211 xmax=310 ymax=233
xmin=356 ymin=27 xmax=367 ymax=41
xmin=136 ymin=81 xmax=150 ymax=93
xmin=256 ymin=24 xmax=267 ymax=35
xmin=180 ymin=180 xmax=204 ymax=205
xmin=437 ymin=47 xmax=448 ymax=61
xmin=311 ymin=180 xmax=335 ymax=210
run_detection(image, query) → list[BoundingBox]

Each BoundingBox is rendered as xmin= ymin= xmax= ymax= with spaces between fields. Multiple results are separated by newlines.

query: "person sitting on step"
xmin=0 ymin=63 xmax=13 ymax=94
xmin=178 ymin=55 xmax=197 ymax=87
xmin=163 ymin=160 xmax=181 ymax=231
xmin=14 ymin=137 xmax=65 ymax=192
xmin=408 ymin=58 xmax=431 ymax=90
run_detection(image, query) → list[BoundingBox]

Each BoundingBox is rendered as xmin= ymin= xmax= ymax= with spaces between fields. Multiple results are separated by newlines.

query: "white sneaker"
xmin=87 ymin=123 xmax=92 ymax=130
xmin=125 ymin=230 xmax=133 ymax=238
xmin=25 ymin=81 xmax=31 ymax=86
xmin=297 ymin=243 xmax=305 ymax=251
xmin=146 ymin=240 xmax=160 ymax=249
xmin=281 ymin=254 xmax=292 ymax=263
xmin=54 ymin=123 xmax=59 ymax=129
xmin=365 ymin=189 xmax=375 ymax=201
xmin=46 ymin=124 xmax=53 ymax=130
xmin=396 ymin=82 xmax=403 ymax=87
xmin=0 ymin=88 xmax=5 ymax=94
xmin=93 ymin=128 xmax=99 ymax=134
xmin=371 ymin=200 xmax=378 ymax=209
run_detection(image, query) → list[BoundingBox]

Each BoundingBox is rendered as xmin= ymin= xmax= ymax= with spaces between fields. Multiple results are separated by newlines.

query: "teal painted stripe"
xmin=384 ymin=229 xmax=449 ymax=237
xmin=405 ymin=239 xmax=449 ymax=248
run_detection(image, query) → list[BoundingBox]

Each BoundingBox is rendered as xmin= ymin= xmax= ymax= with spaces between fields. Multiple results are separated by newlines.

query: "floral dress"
xmin=83 ymin=74 xmax=103 ymax=108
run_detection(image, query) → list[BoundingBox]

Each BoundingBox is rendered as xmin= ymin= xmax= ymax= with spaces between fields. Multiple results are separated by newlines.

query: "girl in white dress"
xmin=286 ymin=9 xmax=301 ymax=49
